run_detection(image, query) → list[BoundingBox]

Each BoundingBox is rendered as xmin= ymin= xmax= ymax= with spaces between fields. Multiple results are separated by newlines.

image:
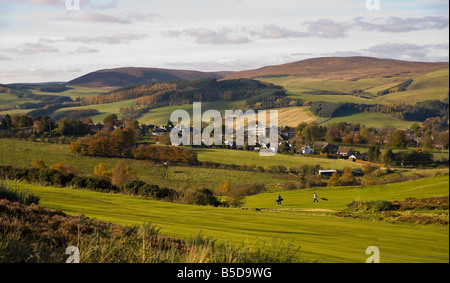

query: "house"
xmin=337 ymin=148 xmax=355 ymax=157
xmin=312 ymin=142 xmax=338 ymax=154
xmin=301 ymin=145 xmax=315 ymax=155
xmin=151 ymin=127 xmax=168 ymax=136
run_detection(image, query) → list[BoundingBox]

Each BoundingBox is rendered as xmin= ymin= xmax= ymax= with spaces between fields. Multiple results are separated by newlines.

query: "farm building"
xmin=319 ymin=170 xmax=338 ymax=177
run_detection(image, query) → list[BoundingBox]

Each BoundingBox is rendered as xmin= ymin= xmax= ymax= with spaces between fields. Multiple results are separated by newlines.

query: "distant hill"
xmin=67 ymin=67 xmax=235 ymax=90
xmin=223 ymin=57 xmax=449 ymax=81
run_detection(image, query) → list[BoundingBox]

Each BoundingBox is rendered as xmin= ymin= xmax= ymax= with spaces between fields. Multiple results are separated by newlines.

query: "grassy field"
xmin=2 ymin=139 xmax=364 ymax=191
xmin=258 ymin=69 xmax=449 ymax=106
xmin=244 ymin=174 xmax=449 ymax=210
xmin=31 ymin=85 xmax=106 ymax=100
xmin=8 ymin=174 xmax=449 ymax=263
xmin=196 ymin=148 xmax=362 ymax=170
xmin=321 ymin=111 xmax=419 ymax=129
xmin=0 ymin=139 xmax=302 ymax=190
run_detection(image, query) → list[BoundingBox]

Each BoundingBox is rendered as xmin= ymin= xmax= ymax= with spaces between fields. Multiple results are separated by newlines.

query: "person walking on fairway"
xmin=276 ymin=194 xmax=283 ymax=206
xmin=313 ymin=192 xmax=319 ymax=203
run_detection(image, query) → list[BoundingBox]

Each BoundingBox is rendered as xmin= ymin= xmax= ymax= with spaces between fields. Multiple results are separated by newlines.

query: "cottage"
xmin=312 ymin=142 xmax=338 ymax=154
xmin=337 ymin=148 xmax=355 ymax=157
xmin=301 ymin=145 xmax=315 ymax=155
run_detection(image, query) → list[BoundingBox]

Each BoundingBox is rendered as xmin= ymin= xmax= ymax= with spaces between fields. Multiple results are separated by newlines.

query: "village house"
xmin=301 ymin=145 xmax=315 ymax=155
xmin=337 ymin=147 xmax=355 ymax=157
xmin=312 ymin=142 xmax=338 ymax=154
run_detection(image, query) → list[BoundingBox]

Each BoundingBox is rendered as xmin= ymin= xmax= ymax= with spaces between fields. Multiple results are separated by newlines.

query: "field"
xmin=258 ymin=68 xmax=449 ymax=106
xmin=321 ymin=111 xmax=418 ymax=130
xmin=7 ymin=174 xmax=449 ymax=263
xmin=0 ymin=139 xmax=365 ymax=192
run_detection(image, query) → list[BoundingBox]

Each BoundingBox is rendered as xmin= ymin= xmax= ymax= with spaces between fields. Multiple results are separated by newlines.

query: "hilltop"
xmin=223 ymin=57 xmax=449 ymax=81
xmin=67 ymin=67 xmax=234 ymax=91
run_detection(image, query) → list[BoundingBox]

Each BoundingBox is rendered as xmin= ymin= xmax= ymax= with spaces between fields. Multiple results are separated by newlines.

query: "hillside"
xmin=224 ymin=57 xmax=449 ymax=81
xmin=67 ymin=67 xmax=235 ymax=90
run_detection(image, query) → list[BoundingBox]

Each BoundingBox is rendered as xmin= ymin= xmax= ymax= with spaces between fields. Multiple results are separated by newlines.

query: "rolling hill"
xmin=224 ymin=56 xmax=449 ymax=81
xmin=67 ymin=67 xmax=235 ymax=90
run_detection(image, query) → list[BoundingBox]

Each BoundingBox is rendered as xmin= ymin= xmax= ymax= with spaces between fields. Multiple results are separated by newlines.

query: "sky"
xmin=0 ymin=0 xmax=448 ymax=83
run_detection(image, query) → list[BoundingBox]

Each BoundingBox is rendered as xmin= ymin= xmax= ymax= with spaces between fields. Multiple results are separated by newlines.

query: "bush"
xmin=366 ymin=200 xmax=398 ymax=212
xmin=51 ymin=171 xmax=75 ymax=188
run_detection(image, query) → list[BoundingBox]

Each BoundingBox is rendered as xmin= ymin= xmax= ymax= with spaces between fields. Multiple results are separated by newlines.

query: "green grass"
xmin=244 ymin=175 xmax=449 ymax=210
xmin=0 ymin=93 xmax=34 ymax=106
xmin=30 ymin=85 xmax=106 ymax=100
xmin=321 ymin=111 xmax=419 ymax=129
xmin=196 ymin=147 xmax=363 ymax=170
xmin=258 ymin=70 xmax=449 ymax=106
xmin=9 ymin=174 xmax=449 ymax=263
xmin=0 ymin=139 xmax=321 ymax=190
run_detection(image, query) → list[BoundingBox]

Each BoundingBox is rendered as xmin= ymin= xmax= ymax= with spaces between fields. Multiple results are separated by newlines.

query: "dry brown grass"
xmin=225 ymin=57 xmax=449 ymax=81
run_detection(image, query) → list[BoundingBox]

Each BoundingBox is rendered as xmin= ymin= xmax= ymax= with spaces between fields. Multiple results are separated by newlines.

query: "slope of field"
xmin=374 ymin=68 xmax=449 ymax=104
xmin=321 ymin=111 xmax=418 ymax=129
xmin=68 ymin=67 xmax=234 ymax=90
xmin=225 ymin=57 xmax=449 ymax=81
xmin=196 ymin=148 xmax=362 ymax=170
xmin=244 ymin=175 xmax=449 ymax=210
xmin=30 ymin=85 xmax=107 ymax=99
xmin=276 ymin=106 xmax=324 ymax=126
xmin=10 ymin=175 xmax=449 ymax=263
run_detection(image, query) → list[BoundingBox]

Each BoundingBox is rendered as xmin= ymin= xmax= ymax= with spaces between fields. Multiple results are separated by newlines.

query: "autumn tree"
xmin=327 ymin=171 xmax=341 ymax=187
xmin=31 ymin=159 xmax=47 ymax=170
xmin=94 ymin=163 xmax=112 ymax=182
xmin=111 ymin=160 xmax=137 ymax=187
xmin=389 ymin=130 xmax=407 ymax=149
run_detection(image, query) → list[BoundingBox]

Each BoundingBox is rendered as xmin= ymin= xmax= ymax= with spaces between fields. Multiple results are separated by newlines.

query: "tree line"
xmin=69 ymin=127 xmax=198 ymax=165
xmin=309 ymin=98 xmax=449 ymax=122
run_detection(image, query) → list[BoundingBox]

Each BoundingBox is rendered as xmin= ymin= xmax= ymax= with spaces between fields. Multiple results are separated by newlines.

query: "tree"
xmin=111 ymin=160 xmax=137 ymax=187
xmin=410 ymin=123 xmax=422 ymax=137
xmin=367 ymin=146 xmax=381 ymax=163
xmin=103 ymin=114 xmax=119 ymax=129
xmin=382 ymin=149 xmax=396 ymax=166
xmin=389 ymin=130 xmax=407 ymax=149
xmin=339 ymin=167 xmax=357 ymax=186
xmin=31 ymin=159 xmax=47 ymax=170
xmin=218 ymin=181 xmax=230 ymax=196
xmin=94 ymin=163 xmax=112 ymax=182
xmin=301 ymin=123 xmax=322 ymax=144
xmin=327 ymin=171 xmax=341 ymax=187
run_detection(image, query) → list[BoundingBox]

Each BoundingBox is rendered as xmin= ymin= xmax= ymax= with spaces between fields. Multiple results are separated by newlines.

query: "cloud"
xmin=3 ymin=42 xmax=59 ymax=55
xmin=10 ymin=0 xmax=117 ymax=9
xmin=248 ymin=24 xmax=308 ymax=39
xmin=0 ymin=67 xmax=81 ymax=82
xmin=352 ymin=16 xmax=449 ymax=33
xmin=364 ymin=42 xmax=449 ymax=61
xmin=60 ymin=10 xmax=130 ymax=24
xmin=305 ymin=18 xmax=349 ymax=38
xmin=75 ymin=46 xmax=99 ymax=53
xmin=169 ymin=15 xmax=447 ymax=45
xmin=65 ymin=33 xmax=148 ymax=44
xmin=0 ymin=55 xmax=13 ymax=61
xmin=168 ymin=28 xmax=251 ymax=45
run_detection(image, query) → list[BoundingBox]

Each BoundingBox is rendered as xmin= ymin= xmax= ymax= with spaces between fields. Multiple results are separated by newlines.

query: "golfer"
xmin=313 ymin=192 xmax=319 ymax=203
xmin=277 ymin=194 xmax=283 ymax=206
